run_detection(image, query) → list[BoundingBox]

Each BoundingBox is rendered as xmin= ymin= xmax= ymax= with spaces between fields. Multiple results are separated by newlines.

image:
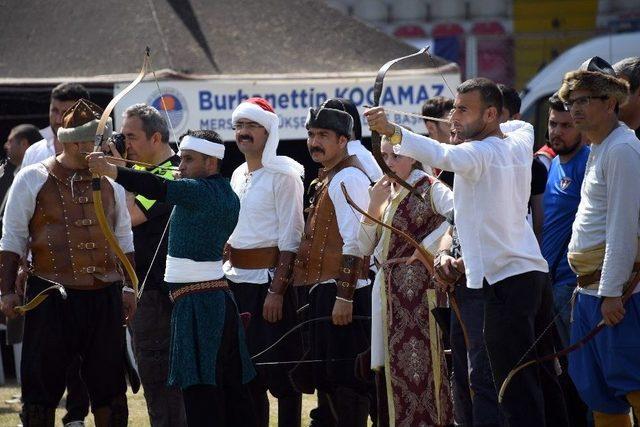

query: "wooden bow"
xmin=91 ymin=49 xmax=151 ymax=297
xmin=340 ymin=182 xmax=469 ymax=348
xmin=370 ymin=48 xmax=430 ymax=203
xmin=15 ymin=284 xmax=67 ymax=315
xmin=498 ymin=268 xmax=640 ymax=402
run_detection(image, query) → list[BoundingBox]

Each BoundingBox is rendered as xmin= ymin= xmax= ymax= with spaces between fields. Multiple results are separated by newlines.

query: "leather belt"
xmin=577 ymin=262 xmax=640 ymax=289
xmin=227 ymin=245 xmax=279 ymax=269
xmin=52 ymin=277 xmax=116 ymax=291
xmin=169 ymin=279 xmax=228 ymax=303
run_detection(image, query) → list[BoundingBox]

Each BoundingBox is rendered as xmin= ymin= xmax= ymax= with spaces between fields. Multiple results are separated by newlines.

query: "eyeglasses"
xmin=563 ymin=95 xmax=608 ymax=110
xmin=232 ymin=122 xmax=264 ymax=131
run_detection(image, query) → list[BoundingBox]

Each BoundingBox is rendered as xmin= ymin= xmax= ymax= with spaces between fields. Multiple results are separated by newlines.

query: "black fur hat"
xmin=305 ymin=99 xmax=354 ymax=138
xmin=322 ymin=98 xmax=362 ymax=140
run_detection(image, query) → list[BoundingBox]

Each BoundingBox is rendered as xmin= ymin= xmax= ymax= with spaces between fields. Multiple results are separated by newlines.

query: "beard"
xmin=552 ymin=137 xmax=582 ymax=155
xmin=457 ymin=115 xmax=487 ymax=141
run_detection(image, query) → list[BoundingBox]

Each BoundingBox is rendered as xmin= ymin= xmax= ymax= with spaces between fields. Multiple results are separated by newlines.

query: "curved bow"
xmin=251 ymin=315 xmax=372 ymax=361
xmin=340 ymin=182 xmax=470 ymax=348
xmin=498 ymin=269 xmax=640 ymax=403
xmin=92 ymin=49 xmax=151 ymax=297
xmin=15 ymin=284 xmax=67 ymax=315
xmin=370 ymin=48 xmax=429 ymax=203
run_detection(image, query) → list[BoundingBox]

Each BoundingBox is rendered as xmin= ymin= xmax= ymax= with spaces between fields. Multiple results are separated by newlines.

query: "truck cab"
xmin=520 ymin=31 xmax=639 ymax=149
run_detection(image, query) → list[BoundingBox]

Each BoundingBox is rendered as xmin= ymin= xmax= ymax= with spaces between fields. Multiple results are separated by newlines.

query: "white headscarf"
xmin=231 ymin=99 xmax=304 ymax=178
xmin=347 ymin=139 xmax=383 ymax=182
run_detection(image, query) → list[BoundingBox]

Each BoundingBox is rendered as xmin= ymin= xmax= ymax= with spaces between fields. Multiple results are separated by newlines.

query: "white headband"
xmin=179 ymin=135 xmax=225 ymax=159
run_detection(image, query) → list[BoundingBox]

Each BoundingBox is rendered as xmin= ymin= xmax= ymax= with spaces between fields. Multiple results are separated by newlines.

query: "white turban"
xmin=232 ymin=99 xmax=304 ymax=178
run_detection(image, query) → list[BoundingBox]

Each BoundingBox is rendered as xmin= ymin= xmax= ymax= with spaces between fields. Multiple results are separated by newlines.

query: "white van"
xmin=520 ymin=31 xmax=640 ymax=148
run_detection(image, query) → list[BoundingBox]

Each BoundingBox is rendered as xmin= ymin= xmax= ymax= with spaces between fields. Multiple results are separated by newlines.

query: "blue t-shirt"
xmin=541 ymin=145 xmax=590 ymax=287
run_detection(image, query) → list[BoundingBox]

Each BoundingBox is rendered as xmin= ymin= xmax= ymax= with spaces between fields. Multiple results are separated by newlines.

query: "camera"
xmin=107 ymin=132 xmax=127 ymax=157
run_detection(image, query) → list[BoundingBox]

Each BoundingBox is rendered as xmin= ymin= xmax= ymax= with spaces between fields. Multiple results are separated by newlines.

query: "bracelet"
xmin=122 ymin=286 xmax=135 ymax=294
xmin=361 ymin=216 xmax=377 ymax=226
xmin=336 ymin=296 xmax=353 ymax=303
xmin=267 ymin=287 xmax=283 ymax=296
xmin=436 ymin=249 xmax=452 ymax=257
xmin=434 ymin=250 xmax=452 ymax=264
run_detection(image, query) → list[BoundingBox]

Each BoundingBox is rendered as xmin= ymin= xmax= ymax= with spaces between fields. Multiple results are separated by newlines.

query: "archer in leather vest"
xmin=29 ymin=158 xmax=122 ymax=288
xmin=292 ymin=155 xmax=368 ymax=286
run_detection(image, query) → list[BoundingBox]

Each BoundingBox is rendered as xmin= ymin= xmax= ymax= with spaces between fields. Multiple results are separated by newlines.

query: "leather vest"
xmin=293 ymin=155 xmax=368 ymax=286
xmin=29 ymin=158 xmax=122 ymax=288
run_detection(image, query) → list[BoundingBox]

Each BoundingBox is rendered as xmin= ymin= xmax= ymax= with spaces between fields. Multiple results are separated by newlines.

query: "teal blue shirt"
xmin=165 ymin=175 xmax=239 ymax=261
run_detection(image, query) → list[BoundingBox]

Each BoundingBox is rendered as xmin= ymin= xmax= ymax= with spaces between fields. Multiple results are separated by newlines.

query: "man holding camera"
xmin=109 ymin=104 xmax=185 ymax=426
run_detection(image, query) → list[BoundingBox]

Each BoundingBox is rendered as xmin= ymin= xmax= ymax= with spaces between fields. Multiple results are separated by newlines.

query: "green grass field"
xmin=0 ymin=383 xmax=322 ymax=426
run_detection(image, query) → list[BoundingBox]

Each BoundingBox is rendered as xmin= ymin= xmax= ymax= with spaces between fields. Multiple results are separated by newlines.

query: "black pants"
xmin=308 ymin=283 xmax=371 ymax=427
xmin=483 ymin=271 xmax=568 ymax=427
xmin=21 ymin=277 xmax=127 ymax=414
xmin=450 ymin=285 xmax=501 ymax=427
xmin=62 ymin=356 xmax=90 ymax=424
xmin=7 ymin=292 xmax=90 ymax=425
xmin=181 ymin=293 xmax=256 ymax=427
xmin=229 ymin=280 xmax=302 ymax=427
xmin=130 ymin=289 xmax=186 ymax=427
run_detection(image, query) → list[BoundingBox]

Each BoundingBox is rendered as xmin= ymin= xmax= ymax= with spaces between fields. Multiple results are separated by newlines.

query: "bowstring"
xmin=426 ymin=48 xmax=456 ymax=99
xmin=512 ymin=287 xmax=578 ymax=369
xmin=146 ymin=50 xmax=179 ymax=144
xmin=251 ymin=315 xmax=371 ymax=361
xmin=136 ymin=48 xmax=177 ymax=300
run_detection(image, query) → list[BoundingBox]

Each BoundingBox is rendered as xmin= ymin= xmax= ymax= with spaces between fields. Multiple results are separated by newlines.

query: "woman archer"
xmin=356 ymin=137 xmax=454 ymax=427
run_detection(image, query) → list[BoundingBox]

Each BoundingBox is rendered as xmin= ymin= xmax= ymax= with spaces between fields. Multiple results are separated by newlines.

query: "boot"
xmin=309 ymin=391 xmax=336 ymax=427
xmin=332 ymin=387 xmax=369 ymax=427
xmin=374 ymin=370 xmax=389 ymax=427
xmin=93 ymin=395 xmax=128 ymax=427
xmin=22 ymin=404 xmax=55 ymax=427
xmin=592 ymin=410 xmax=631 ymax=427
xmin=248 ymin=382 xmax=269 ymax=427
xmin=626 ymin=390 xmax=640 ymax=422
xmin=277 ymin=394 xmax=302 ymax=427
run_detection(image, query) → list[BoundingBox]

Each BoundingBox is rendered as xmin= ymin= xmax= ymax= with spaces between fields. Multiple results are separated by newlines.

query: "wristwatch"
xmin=388 ymin=124 xmax=403 ymax=145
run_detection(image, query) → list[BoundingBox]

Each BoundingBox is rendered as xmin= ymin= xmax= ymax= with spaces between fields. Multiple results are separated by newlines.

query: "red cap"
xmin=245 ymin=97 xmax=275 ymax=113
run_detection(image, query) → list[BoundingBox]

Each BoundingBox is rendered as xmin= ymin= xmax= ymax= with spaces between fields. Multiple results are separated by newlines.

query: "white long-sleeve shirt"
xmin=0 ymin=162 xmax=133 ymax=257
xmin=395 ymin=120 xmax=548 ymax=288
xmin=223 ymin=166 xmax=305 ymax=284
xmin=21 ymin=126 xmax=56 ymax=169
xmin=324 ymin=166 xmax=371 ymax=288
xmin=569 ymin=123 xmax=640 ymax=297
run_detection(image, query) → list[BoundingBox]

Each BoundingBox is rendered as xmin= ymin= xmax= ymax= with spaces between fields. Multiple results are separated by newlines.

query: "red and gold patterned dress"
xmin=358 ymin=169 xmax=454 ymax=427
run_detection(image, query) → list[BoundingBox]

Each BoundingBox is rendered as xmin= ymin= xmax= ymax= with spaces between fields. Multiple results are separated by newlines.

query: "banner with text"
xmin=114 ymin=71 xmax=459 ymax=141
